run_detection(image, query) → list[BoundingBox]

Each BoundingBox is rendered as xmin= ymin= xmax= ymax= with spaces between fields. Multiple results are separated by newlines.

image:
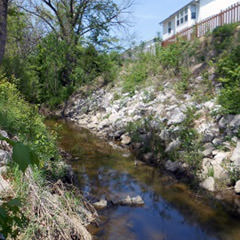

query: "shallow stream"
xmin=46 ymin=119 xmax=240 ymax=240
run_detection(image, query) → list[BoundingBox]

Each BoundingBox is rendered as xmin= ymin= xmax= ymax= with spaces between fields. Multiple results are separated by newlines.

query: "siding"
xmin=198 ymin=0 xmax=239 ymax=21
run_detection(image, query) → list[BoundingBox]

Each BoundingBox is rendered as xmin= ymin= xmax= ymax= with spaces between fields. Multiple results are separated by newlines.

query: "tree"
xmin=18 ymin=0 xmax=133 ymax=87
xmin=0 ymin=0 xmax=8 ymax=63
xmin=20 ymin=0 xmax=133 ymax=46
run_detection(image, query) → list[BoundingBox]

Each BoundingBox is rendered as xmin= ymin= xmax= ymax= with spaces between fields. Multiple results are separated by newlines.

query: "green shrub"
xmin=212 ymin=23 xmax=238 ymax=53
xmin=122 ymin=63 xmax=147 ymax=94
xmin=0 ymin=75 xmax=58 ymax=163
xmin=217 ymin=45 xmax=240 ymax=113
xmin=171 ymin=107 xmax=202 ymax=173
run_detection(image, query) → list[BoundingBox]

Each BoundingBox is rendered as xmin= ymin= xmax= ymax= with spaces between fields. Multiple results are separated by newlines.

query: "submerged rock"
xmin=119 ymin=195 xmax=144 ymax=206
xmin=93 ymin=199 xmax=108 ymax=209
xmin=165 ymin=160 xmax=182 ymax=173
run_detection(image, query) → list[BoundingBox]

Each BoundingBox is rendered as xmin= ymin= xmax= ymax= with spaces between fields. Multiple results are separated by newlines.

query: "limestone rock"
xmin=230 ymin=142 xmax=240 ymax=166
xmin=213 ymin=151 xmax=230 ymax=165
xmin=93 ymin=199 xmax=108 ymax=209
xmin=143 ymin=152 xmax=154 ymax=162
xmin=212 ymin=138 xmax=223 ymax=146
xmin=234 ymin=180 xmax=240 ymax=194
xmin=159 ymin=130 xmax=170 ymax=141
xmin=121 ymin=134 xmax=131 ymax=145
xmin=0 ymin=175 xmax=11 ymax=194
xmin=202 ymin=143 xmax=214 ymax=157
xmin=212 ymin=163 xmax=228 ymax=180
xmin=200 ymin=177 xmax=215 ymax=192
xmin=165 ymin=139 xmax=180 ymax=153
xmin=167 ymin=108 xmax=185 ymax=125
xmin=229 ymin=114 xmax=240 ymax=129
xmin=0 ymin=166 xmax=7 ymax=175
xmin=119 ymin=195 xmax=144 ymax=206
xmin=201 ymin=158 xmax=212 ymax=177
xmin=0 ymin=130 xmax=8 ymax=138
xmin=218 ymin=115 xmax=234 ymax=129
xmin=165 ymin=160 xmax=180 ymax=172
xmin=0 ymin=150 xmax=10 ymax=166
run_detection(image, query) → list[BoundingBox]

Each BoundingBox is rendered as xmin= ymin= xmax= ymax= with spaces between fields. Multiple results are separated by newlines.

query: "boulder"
xmin=0 ymin=130 xmax=8 ymax=138
xmin=165 ymin=139 xmax=180 ymax=153
xmin=202 ymin=126 xmax=219 ymax=143
xmin=0 ymin=175 xmax=11 ymax=194
xmin=200 ymin=177 xmax=215 ymax=192
xmin=119 ymin=195 xmax=144 ymax=206
xmin=212 ymin=138 xmax=223 ymax=146
xmin=202 ymin=143 xmax=214 ymax=157
xmin=218 ymin=115 xmax=234 ymax=129
xmin=143 ymin=152 xmax=154 ymax=163
xmin=230 ymin=142 xmax=240 ymax=166
xmin=229 ymin=114 xmax=240 ymax=129
xmin=0 ymin=166 xmax=7 ymax=175
xmin=234 ymin=180 xmax=240 ymax=194
xmin=165 ymin=160 xmax=181 ymax=172
xmin=213 ymin=151 xmax=230 ymax=165
xmin=212 ymin=163 xmax=228 ymax=180
xmin=121 ymin=134 xmax=131 ymax=145
xmin=167 ymin=108 xmax=185 ymax=125
xmin=159 ymin=130 xmax=170 ymax=141
xmin=93 ymin=199 xmax=108 ymax=209
xmin=0 ymin=150 xmax=10 ymax=166
xmin=201 ymin=158 xmax=212 ymax=177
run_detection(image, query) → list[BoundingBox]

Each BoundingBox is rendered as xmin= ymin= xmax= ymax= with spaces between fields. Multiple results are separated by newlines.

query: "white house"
xmin=161 ymin=0 xmax=240 ymax=41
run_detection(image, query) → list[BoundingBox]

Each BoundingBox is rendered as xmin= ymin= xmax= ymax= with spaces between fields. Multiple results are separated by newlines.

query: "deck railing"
xmin=162 ymin=2 xmax=240 ymax=47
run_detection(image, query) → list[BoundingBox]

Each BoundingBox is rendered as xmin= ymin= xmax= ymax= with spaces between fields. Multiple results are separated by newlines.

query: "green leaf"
xmin=12 ymin=142 xmax=38 ymax=172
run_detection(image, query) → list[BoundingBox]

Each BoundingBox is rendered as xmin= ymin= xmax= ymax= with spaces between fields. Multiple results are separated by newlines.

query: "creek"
xmin=46 ymin=119 xmax=240 ymax=240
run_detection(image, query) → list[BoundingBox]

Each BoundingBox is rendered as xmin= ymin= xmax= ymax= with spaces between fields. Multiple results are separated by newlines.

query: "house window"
xmin=191 ymin=5 xmax=196 ymax=19
xmin=177 ymin=20 xmax=180 ymax=26
xmin=168 ymin=21 xmax=172 ymax=33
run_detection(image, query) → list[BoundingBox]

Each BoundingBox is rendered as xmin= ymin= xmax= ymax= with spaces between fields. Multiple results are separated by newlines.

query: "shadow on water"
xmin=46 ymin=119 xmax=240 ymax=240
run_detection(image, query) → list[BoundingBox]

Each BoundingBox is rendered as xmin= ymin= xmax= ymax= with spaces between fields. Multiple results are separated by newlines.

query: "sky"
xmin=124 ymin=0 xmax=190 ymax=45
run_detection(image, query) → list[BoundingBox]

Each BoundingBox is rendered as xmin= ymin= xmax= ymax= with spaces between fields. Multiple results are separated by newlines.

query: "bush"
xmin=157 ymin=39 xmax=198 ymax=74
xmin=212 ymin=23 xmax=238 ymax=53
xmin=0 ymin=75 xmax=58 ymax=163
xmin=217 ymin=45 xmax=240 ymax=113
xmin=122 ymin=63 xmax=147 ymax=94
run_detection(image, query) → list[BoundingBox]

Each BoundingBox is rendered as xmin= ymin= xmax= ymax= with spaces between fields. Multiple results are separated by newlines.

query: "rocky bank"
xmin=64 ymin=74 xmax=240 ymax=196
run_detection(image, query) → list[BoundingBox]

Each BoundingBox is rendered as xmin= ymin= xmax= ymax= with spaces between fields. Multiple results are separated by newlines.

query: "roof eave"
xmin=159 ymin=0 xmax=199 ymax=25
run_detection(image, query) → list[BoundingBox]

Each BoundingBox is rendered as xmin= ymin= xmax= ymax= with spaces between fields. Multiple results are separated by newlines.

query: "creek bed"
xmin=46 ymin=119 xmax=240 ymax=240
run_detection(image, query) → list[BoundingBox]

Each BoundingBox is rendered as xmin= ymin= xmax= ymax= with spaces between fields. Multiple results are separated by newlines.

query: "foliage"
xmin=174 ymin=67 xmax=191 ymax=94
xmin=126 ymin=118 xmax=166 ymax=158
xmin=0 ymin=75 xmax=60 ymax=238
xmin=212 ymin=23 xmax=238 ymax=53
xmin=122 ymin=62 xmax=147 ymax=94
xmin=217 ymin=45 xmax=240 ymax=114
xmin=0 ymin=75 xmax=58 ymax=163
xmin=0 ymin=198 xmax=27 ymax=239
xmin=171 ymin=107 xmax=202 ymax=174
xmin=157 ymin=39 xmax=199 ymax=74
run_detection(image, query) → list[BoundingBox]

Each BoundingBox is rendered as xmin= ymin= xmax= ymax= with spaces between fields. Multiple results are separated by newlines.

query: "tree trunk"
xmin=0 ymin=0 xmax=8 ymax=64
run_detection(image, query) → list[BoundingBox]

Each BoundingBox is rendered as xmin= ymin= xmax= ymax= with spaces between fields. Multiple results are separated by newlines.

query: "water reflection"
xmin=46 ymin=119 xmax=240 ymax=240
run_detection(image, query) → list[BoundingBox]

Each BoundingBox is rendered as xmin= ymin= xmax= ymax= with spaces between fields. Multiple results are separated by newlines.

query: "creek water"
xmin=46 ymin=119 xmax=240 ymax=240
